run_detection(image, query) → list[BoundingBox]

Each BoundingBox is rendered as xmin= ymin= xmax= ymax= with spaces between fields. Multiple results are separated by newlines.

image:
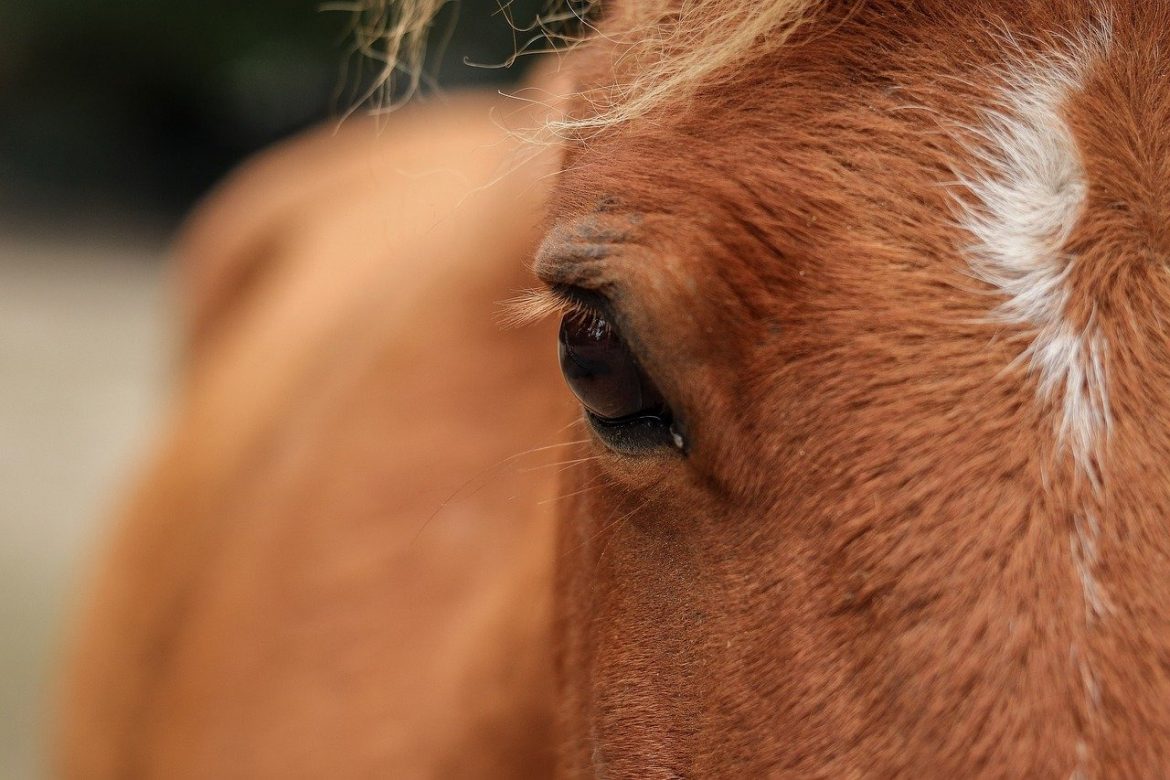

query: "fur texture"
xmin=546 ymin=1 xmax=1170 ymax=775
xmin=57 ymin=0 xmax=1170 ymax=777
xmin=56 ymin=93 xmax=571 ymax=777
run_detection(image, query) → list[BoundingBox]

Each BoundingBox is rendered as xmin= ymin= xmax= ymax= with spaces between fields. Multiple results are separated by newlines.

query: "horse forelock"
xmin=353 ymin=0 xmax=824 ymax=131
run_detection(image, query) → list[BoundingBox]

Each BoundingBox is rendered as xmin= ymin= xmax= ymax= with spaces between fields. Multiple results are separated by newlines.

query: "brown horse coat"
xmin=59 ymin=1 xmax=1170 ymax=776
xmin=57 ymin=94 xmax=569 ymax=777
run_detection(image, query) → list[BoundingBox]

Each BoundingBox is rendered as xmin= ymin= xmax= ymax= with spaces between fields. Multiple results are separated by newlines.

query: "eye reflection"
xmin=557 ymin=309 xmax=665 ymax=422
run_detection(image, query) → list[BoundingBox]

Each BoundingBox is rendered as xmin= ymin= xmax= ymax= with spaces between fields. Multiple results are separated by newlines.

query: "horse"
xmin=57 ymin=0 xmax=1170 ymax=776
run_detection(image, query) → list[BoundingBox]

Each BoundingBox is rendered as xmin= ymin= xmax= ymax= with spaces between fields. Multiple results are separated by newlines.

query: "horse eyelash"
xmin=497 ymin=287 xmax=593 ymax=329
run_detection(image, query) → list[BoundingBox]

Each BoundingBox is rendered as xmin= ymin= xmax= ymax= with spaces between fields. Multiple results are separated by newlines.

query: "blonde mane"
xmin=348 ymin=0 xmax=821 ymax=131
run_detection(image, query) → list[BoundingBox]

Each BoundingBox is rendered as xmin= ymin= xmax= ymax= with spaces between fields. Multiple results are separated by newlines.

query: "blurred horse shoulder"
xmin=57 ymin=92 xmax=569 ymax=778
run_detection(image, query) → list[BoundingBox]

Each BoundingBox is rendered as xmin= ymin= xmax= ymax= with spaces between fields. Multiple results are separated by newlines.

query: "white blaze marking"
xmin=958 ymin=24 xmax=1112 ymax=478
xmin=1072 ymin=513 xmax=1109 ymax=621
xmin=954 ymin=21 xmax=1113 ymax=777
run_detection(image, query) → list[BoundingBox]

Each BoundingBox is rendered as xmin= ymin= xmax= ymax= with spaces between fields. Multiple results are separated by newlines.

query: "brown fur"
xmin=547 ymin=1 xmax=1170 ymax=775
xmin=58 ymin=1 xmax=1170 ymax=777
xmin=56 ymin=93 xmax=572 ymax=776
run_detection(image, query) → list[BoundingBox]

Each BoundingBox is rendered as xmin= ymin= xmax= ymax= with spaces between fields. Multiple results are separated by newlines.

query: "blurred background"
xmin=0 ymin=2 xmax=543 ymax=774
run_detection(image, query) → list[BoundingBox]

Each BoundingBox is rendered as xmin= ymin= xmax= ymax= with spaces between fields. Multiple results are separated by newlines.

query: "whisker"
xmin=555 ymin=455 xmax=604 ymax=474
xmin=517 ymin=453 xmax=603 ymax=473
xmin=538 ymin=470 xmax=613 ymax=506
xmin=564 ymin=492 xmax=654 ymax=566
xmin=508 ymin=438 xmax=591 ymax=460
xmin=554 ymin=417 xmax=587 ymax=436
xmin=410 ymin=435 xmax=590 ymax=543
xmin=591 ymin=498 xmax=657 ymax=574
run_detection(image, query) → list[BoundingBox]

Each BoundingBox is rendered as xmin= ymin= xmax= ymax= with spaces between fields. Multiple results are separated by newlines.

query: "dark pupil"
xmin=558 ymin=310 xmax=664 ymax=421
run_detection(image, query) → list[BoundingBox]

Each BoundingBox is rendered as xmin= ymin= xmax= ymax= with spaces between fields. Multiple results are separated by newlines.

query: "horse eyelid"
xmin=548 ymin=283 xmax=616 ymax=321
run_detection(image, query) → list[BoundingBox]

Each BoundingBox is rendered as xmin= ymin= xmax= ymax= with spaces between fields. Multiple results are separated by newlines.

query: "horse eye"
xmin=558 ymin=309 xmax=666 ymax=422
